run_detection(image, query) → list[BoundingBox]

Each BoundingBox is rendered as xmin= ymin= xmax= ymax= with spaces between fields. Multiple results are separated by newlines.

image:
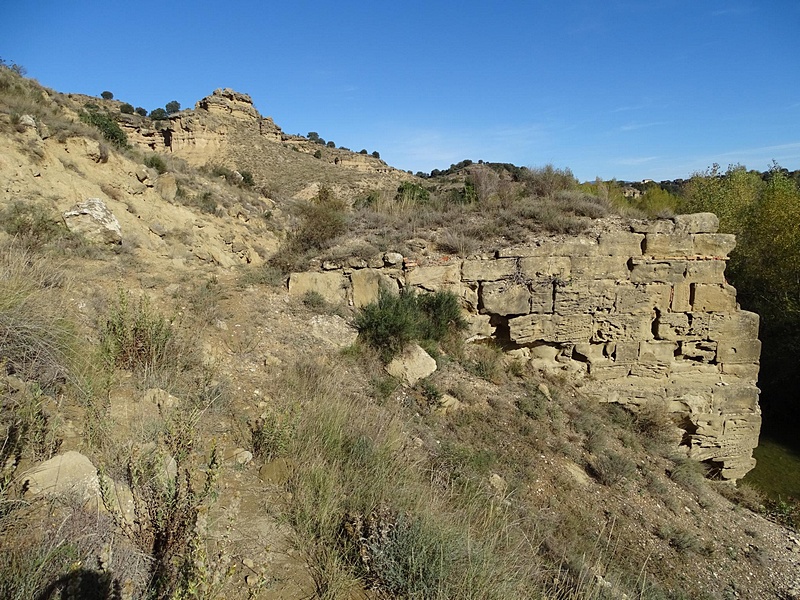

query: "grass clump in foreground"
xmin=273 ymin=359 xmax=537 ymax=599
xmin=355 ymin=288 xmax=467 ymax=362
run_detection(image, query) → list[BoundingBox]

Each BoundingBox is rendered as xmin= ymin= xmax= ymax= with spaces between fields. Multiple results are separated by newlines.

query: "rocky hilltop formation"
xmin=120 ymin=88 xmax=410 ymax=198
xmin=289 ymin=213 xmax=761 ymax=480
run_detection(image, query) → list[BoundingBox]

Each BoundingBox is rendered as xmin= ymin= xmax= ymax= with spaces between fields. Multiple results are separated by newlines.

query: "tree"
xmin=165 ymin=100 xmax=181 ymax=114
xmin=307 ymin=132 xmax=320 ymax=143
xmin=326 ymin=141 xmax=335 ymax=148
xmin=149 ymin=108 xmax=168 ymax=120
xmin=120 ymin=103 xmax=134 ymax=114
xmin=101 ymin=91 xmax=114 ymax=100
xmin=135 ymin=107 xmax=148 ymax=117
xmin=372 ymin=151 xmax=381 ymax=159
xmin=359 ymin=149 xmax=368 ymax=155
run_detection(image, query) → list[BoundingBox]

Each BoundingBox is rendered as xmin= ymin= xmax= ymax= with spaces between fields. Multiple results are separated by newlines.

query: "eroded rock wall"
xmin=289 ymin=213 xmax=761 ymax=480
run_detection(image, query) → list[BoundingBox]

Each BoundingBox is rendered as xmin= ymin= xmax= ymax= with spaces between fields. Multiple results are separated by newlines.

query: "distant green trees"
xmin=149 ymin=108 xmax=168 ymax=120
xmin=165 ymin=100 xmax=181 ymax=114
xmin=120 ymin=103 xmax=134 ymax=114
xmin=101 ymin=91 xmax=113 ymax=100
xmin=685 ymin=163 xmax=800 ymax=424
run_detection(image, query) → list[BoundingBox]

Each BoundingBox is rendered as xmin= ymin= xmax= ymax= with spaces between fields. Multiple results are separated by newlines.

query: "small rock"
xmin=384 ymin=251 xmax=403 ymax=266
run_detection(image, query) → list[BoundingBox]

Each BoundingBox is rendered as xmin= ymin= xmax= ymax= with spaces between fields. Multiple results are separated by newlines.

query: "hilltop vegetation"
xmin=0 ymin=62 xmax=799 ymax=599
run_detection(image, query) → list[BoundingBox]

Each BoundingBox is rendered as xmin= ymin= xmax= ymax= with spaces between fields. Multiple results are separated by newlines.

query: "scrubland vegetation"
xmin=1 ymin=61 xmax=799 ymax=598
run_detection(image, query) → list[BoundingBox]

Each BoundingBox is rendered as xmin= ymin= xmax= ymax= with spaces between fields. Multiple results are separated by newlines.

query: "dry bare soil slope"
xmin=1 ymin=66 xmax=799 ymax=600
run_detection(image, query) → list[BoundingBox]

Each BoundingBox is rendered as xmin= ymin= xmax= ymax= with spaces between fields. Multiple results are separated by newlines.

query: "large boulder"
xmin=386 ymin=343 xmax=437 ymax=386
xmin=23 ymin=451 xmax=100 ymax=505
xmin=62 ymin=198 xmax=122 ymax=244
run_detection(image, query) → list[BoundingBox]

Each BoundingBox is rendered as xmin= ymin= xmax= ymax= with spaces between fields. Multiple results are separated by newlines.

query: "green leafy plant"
xmin=143 ymin=153 xmax=167 ymax=174
xmin=101 ymin=290 xmax=176 ymax=374
xmin=79 ymin=108 xmax=127 ymax=148
xmin=119 ymin=102 xmax=134 ymax=114
xmin=355 ymin=288 xmax=466 ymax=362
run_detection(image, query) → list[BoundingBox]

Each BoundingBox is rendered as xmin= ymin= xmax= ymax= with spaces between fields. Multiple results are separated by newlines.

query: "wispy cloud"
xmin=617 ymin=156 xmax=660 ymax=166
xmin=620 ymin=121 xmax=668 ymax=132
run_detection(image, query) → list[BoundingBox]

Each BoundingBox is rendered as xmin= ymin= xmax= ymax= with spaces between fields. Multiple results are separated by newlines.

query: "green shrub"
xmin=100 ymin=91 xmax=113 ymax=100
xmin=143 ymin=153 xmax=167 ymax=174
xmin=0 ymin=201 xmax=73 ymax=251
xmin=119 ymin=102 xmax=134 ymax=114
xmin=355 ymin=288 xmax=466 ymax=362
xmin=313 ymin=149 xmax=322 ymax=159
xmin=79 ymin=109 xmax=127 ymax=148
xmin=239 ymin=170 xmax=254 ymax=187
xmin=101 ymin=290 xmax=175 ymax=373
xmin=165 ymin=100 xmax=180 ymax=114
xmin=396 ymin=181 xmax=430 ymax=205
xmin=134 ymin=106 xmax=147 ymax=117
xmin=149 ymin=107 xmax=168 ymax=120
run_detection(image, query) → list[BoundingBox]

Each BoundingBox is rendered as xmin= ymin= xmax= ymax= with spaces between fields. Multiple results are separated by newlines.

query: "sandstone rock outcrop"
xmin=290 ymin=213 xmax=761 ymax=480
xmin=62 ymin=197 xmax=122 ymax=244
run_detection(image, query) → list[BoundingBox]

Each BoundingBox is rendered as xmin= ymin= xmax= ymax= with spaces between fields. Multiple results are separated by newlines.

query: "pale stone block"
xmin=288 ymin=271 xmax=346 ymax=304
xmin=671 ymin=282 xmax=692 ymax=312
xmin=508 ymin=314 xmax=593 ymax=344
xmin=692 ymin=283 xmax=737 ymax=312
xmin=591 ymin=315 xmax=653 ymax=342
xmin=692 ymin=233 xmax=736 ymax=258
xmin=571 ymin=256 xmax=630 ymax=280
xmin=597 ymin=232 xmax=645 ymax=256
xmin=465 ymin=313 xmax=494 ymax=340
xmin=350 ymin=268 xmax=399 ymax=308
xmin=639 ymin=340 xmax=677 ymax=363
xmin=708 ymin=311 xmax=760 ymax=340
xmin=644 ymin=234 xmax=694 ymax=257
xmin=631 ymin=219 xmax=675 ymax=234
xmin=385 ymin=343 xmax=437 ymax=386
xmin=462 ymin=258 xmax=517 ymax=281
xmin=519 ymin=256 xmax=571 ymax=279
xmin=405 ymin=264 xmax=462 ymax=292
xmin=655 ymin=312 xmax=710 ymax=341
xmin=679 ymin=340 xmax=717 ymax=362
xmin=716 ymin=339 xmax=762 ymax=364
xmin=480 ymin=282 xmax=530 ymax=315
xmin=615 ymin=283 xmax=671 ymax=314
xmin=712 ymin=384 xmax=760 ymax=413
xmin=685 ymin=260 xmax=726 ymax=283
xmin=530 ymin=279 xmax=555 ymax=314
xmin=555 ymin=280 xmax=615 ymax=315
xmin=629 ymin=362 xmax=671 ymax=378
xmin=588 ymin=364 xmax=630 ymax=380
xmin=718 ymin=363 xmax=760 ymax=380
xmin=630 ymin=260 xmax=687 ymax=283
xmin=613 ymin=341 xmax=640 ymax=363
xmin=498 ymin=237 xmax=598 ymax=257
xmin=673 ymin=213 xmax=719 ymax=234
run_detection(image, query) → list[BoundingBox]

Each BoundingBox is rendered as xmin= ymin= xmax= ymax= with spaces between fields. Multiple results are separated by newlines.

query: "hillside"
xmin=1 ymin=66 xmax=799 ymax=600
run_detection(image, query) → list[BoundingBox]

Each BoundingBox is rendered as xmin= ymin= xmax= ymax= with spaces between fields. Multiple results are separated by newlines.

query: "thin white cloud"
xmin=617 ymin=156 xmax=660 ymax=166
xmin=620 ymin=121 xmax=668 ymax=132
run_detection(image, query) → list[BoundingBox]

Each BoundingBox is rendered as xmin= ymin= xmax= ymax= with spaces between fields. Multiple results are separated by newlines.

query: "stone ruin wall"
xmin=288 ymin=213 xmax=761 ymax=480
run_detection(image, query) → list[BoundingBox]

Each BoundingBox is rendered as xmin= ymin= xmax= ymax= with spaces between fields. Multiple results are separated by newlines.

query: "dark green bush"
xmin=396 ymin=181 xmax=430 ymax=205
xmin=100 ymin=91 xmax=113 ymax=100
xmin=134 ymin=106 xmax=147 ymax=117
xmin=119 ymin=102 xmax=134 ymax=114
xmin=79 ymin=109 xmax=127 ymax=148
xmin=165 ymin=100 xmax=180 ymax=114
xmin=149 ymin=108 xmax=168 ymax=120
xmin=144 ymin=154 xmax=167 ymax=174
xmin=355 ymin=288 xmax=466 ymax=362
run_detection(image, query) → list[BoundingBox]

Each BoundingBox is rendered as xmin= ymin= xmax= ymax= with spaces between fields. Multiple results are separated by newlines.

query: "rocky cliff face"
xmin=121 ymin=89 xmax=408 ymax=193
xmin=289 ymin=213 xmax=761 ymax=480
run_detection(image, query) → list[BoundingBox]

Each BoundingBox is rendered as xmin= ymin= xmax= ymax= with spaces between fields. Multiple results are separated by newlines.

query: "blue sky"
xmin=2 ymin=1 xmax=799 ymax=182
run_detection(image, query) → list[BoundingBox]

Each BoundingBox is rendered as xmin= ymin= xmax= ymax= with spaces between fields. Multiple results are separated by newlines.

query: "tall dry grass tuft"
xmin=0 ymin=243 xmax=78 ymax=391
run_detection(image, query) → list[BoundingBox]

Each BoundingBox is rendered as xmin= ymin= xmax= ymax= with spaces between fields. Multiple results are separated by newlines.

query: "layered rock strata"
xmin=289 ymin=213 xmax=761 ymax=480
